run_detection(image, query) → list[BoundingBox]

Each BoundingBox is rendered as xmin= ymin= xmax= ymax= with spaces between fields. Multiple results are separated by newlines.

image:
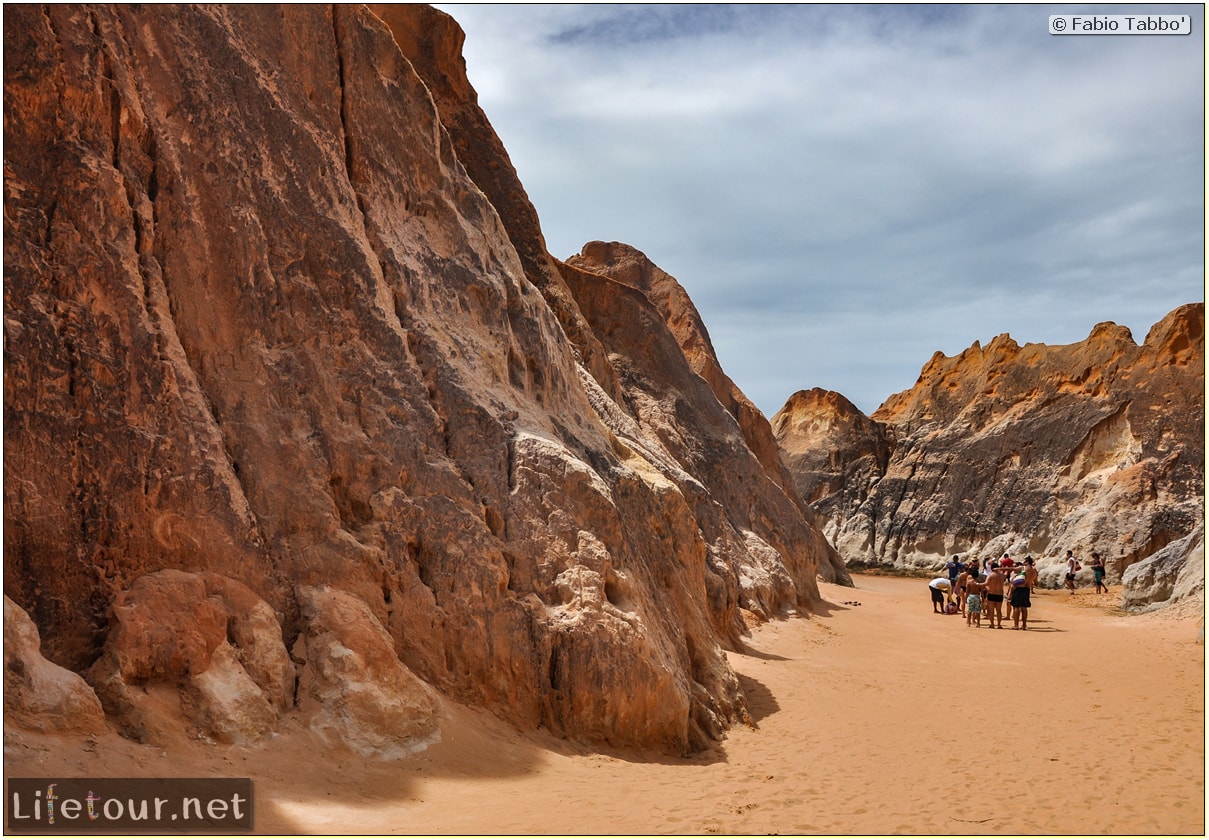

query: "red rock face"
xmin=774 ymin=305 xmax=1205 ymax=598
xmin=3 ymin=5 xmax=835 ymax=752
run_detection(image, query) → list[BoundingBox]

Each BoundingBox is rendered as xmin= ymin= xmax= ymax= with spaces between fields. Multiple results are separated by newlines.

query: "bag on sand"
xmin=945 ymin=603 xmax=959 ymax=615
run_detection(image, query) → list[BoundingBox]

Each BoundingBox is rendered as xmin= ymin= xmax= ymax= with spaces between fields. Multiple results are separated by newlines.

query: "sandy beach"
xmin=6 ymin=574 xmax=1204 ymax=835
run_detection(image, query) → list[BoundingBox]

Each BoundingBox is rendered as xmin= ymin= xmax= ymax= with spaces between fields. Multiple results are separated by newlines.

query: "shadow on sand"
xmin=735 ymin=671 xmax=780 ymax=725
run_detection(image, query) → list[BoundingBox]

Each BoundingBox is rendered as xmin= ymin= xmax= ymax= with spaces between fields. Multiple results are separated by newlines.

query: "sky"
xmin=435 ymin=3 xmax=1205 ymax=416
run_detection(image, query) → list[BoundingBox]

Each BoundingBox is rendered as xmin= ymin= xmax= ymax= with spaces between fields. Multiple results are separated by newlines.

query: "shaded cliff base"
xmin=7 ymin=576 xmax=1202 ymax=836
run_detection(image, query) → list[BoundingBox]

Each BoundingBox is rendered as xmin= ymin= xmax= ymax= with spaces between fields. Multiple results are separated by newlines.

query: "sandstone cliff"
xmin=4 ymin=4 xmax=833 ymax=754
xmin=564 ymin=241 xmax=851 ymax=587
xmin=773 ymin=304 xmax=1205 ymax=602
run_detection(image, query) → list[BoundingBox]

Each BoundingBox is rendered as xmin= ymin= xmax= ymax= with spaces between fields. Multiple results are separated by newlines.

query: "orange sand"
xmin=6 ymin=575 xmax=1204 ymax=835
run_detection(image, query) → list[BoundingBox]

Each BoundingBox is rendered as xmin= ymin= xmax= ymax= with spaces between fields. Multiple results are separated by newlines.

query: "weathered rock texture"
xmin=86 ymin=570 xmax=294 ymax=745
xmin=4 ymin=4 xmax=832 ymax=753
xmin=1122 ymin=523 xmax=1205 ymax=612
xmin=4 ymin=595 xmax=106 ymax=734
xmin=565 ymin=241 xmax=851 ymax=588
xmin=294 ymin=585 xmax=439 ymax=758
xmin=774 ymin=304 xmax=1205 ymax=603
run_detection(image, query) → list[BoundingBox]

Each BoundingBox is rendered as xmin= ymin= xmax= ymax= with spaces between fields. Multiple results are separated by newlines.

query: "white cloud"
xmin=439 ymin=3 xmax=1205 ymax=415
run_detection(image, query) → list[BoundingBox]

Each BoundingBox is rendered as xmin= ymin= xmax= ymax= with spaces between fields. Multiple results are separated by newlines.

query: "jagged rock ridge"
xmin=773 ymin=304 xmax=1205 ymax=601
xmin=4 ymin=4 xmax=835 ymax=754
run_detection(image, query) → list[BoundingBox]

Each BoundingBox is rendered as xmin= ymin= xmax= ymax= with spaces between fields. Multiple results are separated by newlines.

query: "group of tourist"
xmin=928 ymin=553 xmax=1039 ymax=630
xmin=1062 ymin=549 xmax=1111 ymax=594
xmin=929 ymin=549 xmax=1113 ymax=628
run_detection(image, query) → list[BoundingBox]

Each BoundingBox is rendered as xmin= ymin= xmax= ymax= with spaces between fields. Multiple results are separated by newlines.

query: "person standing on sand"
xmin=1000 ymin=555 xmax=1016 ymax=597
xmin=955 ymin=565 xmax=972 ymax=616
xmin=943 ymin=554 xmax=962 ymax=597
xmin=1090 ymin=551 xmax=1109 ymax=593
xmin=1023 ymin=557 xmax=1039 ymax=591
xmin=928 ymin=577 xmax=951 ymax=613
xmin=965 ymin=578 xmax=984 ymax=627
xmin=1009 ymin=571 xmax=1031 ymax=629
xmin=1065 ymin=550 xmax=1079 ymax=593
xmin=982 ymin=564 xmax=1006 ymax=628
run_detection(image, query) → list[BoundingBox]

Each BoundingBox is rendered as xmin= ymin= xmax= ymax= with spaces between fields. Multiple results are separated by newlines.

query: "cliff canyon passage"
xmin=4 ymin=4 xmax=1203 ymax=835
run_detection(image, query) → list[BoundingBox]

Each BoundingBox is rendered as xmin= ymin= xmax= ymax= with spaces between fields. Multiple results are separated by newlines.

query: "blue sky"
xmin=435 ymin=3 xmax=1205 ymax=415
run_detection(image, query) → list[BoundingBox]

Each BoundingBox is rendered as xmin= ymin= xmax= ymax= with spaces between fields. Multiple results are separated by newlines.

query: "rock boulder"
xmin=4 ymin=596 xmax=106 ymax=734
xmin=1122 ymin=524 xmax=1205 ymax=612
xmin=294 ymin=585 xmax=439 ymax=759
xmin=86 ymin=570 xmax=293 ymax=744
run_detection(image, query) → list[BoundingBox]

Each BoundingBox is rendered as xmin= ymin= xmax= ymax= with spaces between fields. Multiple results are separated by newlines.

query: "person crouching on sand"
xmin=928 ymin=577 xmax=951 ymax=613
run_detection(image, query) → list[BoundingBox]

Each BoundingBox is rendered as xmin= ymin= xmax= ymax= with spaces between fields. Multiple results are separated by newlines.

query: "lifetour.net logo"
xmin=6 ymin=778 xmax=253 ymax=833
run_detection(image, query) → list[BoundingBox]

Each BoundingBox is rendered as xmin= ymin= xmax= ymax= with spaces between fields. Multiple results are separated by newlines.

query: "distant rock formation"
xmin=773 ymin=388 xmax=894 ymax=529
xmin=4 ymin=4 xmax=833 ymax=753
xmin=773 ymin=304 xmax=1205 ymax=604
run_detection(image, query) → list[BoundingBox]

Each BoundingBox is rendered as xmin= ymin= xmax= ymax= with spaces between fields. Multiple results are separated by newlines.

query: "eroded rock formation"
xmin=1122 ymin=523 xmax=1205 ymax=612
xmin=4 ymin=596 xmax=106 ymax=734
xmin=294 ymin=585 xmax=439 ymax=758
xmin=565 ymin=241 xmax=851 ymax=588
xmin=774 ymin=304 xmax=1205 ymax=602
xmin=4 ymin=4 xmax=832 ymax=753
xmin=86 ymin=570 xmax=293 ymax=745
